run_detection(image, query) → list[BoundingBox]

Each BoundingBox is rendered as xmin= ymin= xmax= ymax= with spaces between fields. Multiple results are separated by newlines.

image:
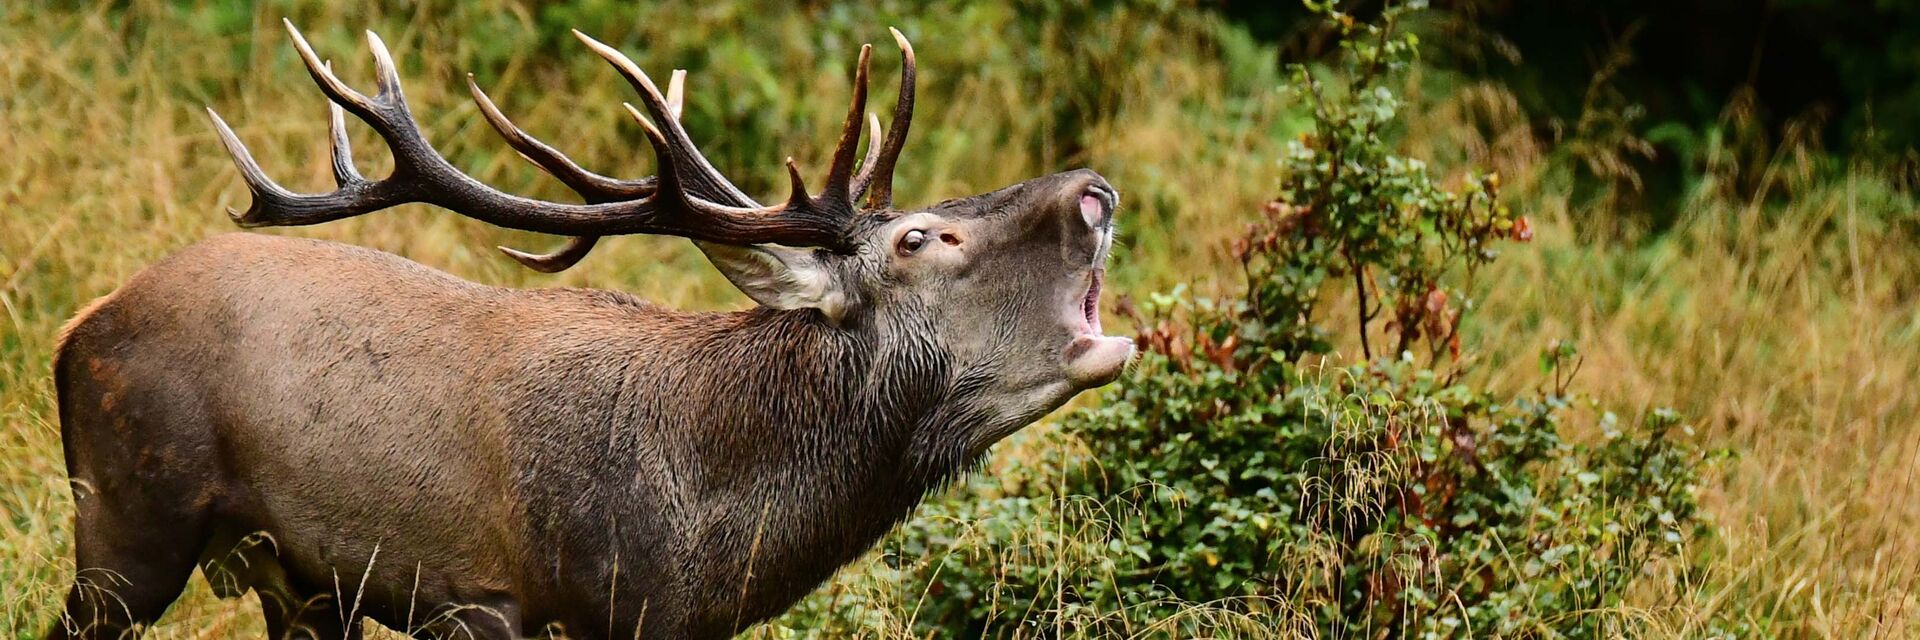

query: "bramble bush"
xmin=783 ymin=4 xmax=1717 ymax=637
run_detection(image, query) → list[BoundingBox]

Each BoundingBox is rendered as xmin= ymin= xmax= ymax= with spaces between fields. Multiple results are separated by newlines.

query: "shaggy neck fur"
xmin=608 ymin=305 xmax=994 ymax=632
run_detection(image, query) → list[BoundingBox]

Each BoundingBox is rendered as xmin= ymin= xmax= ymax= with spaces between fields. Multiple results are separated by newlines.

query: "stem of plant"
xmin=1351 ymin=251 xmax=1372 ymax=361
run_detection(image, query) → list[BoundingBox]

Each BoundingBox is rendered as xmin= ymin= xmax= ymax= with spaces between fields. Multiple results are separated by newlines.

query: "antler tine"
xmin=666 ymin=69 xmax=686 ymax=119
xmin=470 ymin=74 xmax=638 ymax=272
xmin=621 ymin=102 xmax=718 ymax=212
xmin=207 ymin=106 xmax=342 ymax=223
xmin=466 ymin=74 xmax=657 ymax=201
xmin=326 ymin=101 xmax=365 ymax=188
xmin=781 ymin=157 xmax=812 ymax=208
xmin=855 ymin=28 xmax=916 ymax=210
xmin=822 ymin=44 xmax=872 ymax=201
xmin=283 ymin=20 xmax=379 ymax=117
xmin=470 ymin=69 xmax=701 ymax=271
xmin=495 ymin=106 xmax=694 ymax=272
xmin=499 ymin=236 xmax=600 ymax=273
xmin=857 ymin=113 xmax=883 ymax=183
xmin=208 ymin=23 xmax=855 ymax=251
xmin=319 ymin=60 xmax=367 ymax=189
xmin=365 ymin=30 xmax=404 ymax=100
xmin=573 ymin=30 xmax=755 ymax=206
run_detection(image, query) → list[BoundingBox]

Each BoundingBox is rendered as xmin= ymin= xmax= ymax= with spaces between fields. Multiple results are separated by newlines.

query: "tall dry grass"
xmin=2 ymin=1 xmax=1916 ymax=638
xmin=1407 ymin=81 xmax=1920 ymax=635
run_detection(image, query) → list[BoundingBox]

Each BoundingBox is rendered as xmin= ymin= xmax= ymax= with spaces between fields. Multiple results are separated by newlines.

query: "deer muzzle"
xmin=1063 ymin=190 xmax=1132 ymax=387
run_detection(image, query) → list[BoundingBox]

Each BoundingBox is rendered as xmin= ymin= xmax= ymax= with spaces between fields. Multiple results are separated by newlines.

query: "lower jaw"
xmin=1063 ymin=334 xmax=1135 ymax=387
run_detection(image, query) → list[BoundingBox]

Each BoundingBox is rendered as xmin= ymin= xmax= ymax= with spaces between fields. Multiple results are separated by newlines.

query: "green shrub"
xmin=778 ymin=3 xmax=1718 ymax=638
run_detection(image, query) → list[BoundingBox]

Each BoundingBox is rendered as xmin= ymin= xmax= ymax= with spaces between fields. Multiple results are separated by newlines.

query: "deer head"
xmin=206 ymin=22 xmax=1134 ymax=428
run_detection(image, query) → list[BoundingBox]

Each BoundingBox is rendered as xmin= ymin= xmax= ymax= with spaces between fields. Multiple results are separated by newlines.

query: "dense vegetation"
xmin=781 ymin=7 xmax=1716 ymax=636
xmin=2 ymin=1 xmax=1915 ymax=638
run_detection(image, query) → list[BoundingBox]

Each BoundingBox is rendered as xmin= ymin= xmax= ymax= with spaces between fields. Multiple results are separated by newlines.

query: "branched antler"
xmin=207 ymin=21 xmax=918 ymax=259
xmin=464 ymin=30 xmax=918 ymax=271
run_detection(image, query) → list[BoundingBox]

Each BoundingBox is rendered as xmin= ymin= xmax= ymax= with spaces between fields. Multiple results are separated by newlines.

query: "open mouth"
xmin=1081 ymin=268 xmax=1105 ymax=335
xmin=1061 ymin=186 xmax=1132 ymax=387
xmin=1076 ymin=188 xmax=1117 ymax=337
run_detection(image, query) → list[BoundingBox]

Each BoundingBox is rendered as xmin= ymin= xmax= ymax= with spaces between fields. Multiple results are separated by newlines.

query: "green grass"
xmin=3 ymin=1 xmax=1917 ymax=637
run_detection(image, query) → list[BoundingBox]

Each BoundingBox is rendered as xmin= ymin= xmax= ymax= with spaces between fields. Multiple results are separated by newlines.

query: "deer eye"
xmin=897 ymin=229 xmax=929 ymax=256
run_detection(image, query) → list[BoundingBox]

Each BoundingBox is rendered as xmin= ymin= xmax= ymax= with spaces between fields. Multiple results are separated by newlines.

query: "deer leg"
xmin=47 ymin=352 xmax=214 ymax=640
xmin=43 ymin=483 xmax=207 ymax=640
xmin=226 ymin=551 xmax=329 ymax=640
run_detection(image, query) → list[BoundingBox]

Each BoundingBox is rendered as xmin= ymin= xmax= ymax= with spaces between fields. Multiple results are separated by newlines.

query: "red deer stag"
xmin=48 ymin=20 xmax=1132 ymax=640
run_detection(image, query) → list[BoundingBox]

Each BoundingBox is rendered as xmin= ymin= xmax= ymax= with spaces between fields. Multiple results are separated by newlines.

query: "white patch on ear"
xmin=694 ymin=241 xmax=849 ymax=323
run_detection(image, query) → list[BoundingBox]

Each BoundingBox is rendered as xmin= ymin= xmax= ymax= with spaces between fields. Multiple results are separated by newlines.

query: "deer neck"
xmin=692 ymin=305 xmax=981 ymax=498
xmin=656 ymin=307 xmax=990 ymax=619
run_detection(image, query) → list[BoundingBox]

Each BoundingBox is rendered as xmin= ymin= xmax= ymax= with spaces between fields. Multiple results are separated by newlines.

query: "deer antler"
xmin=466 ymin=70 xmax=680 ymax=272
xmin=207 ymin=21 xmax=900 ymax=255
xmin=854 ymin=28 xmax=916 ymax=210
xmin=467 ymin=30 xmax=918 ymax=272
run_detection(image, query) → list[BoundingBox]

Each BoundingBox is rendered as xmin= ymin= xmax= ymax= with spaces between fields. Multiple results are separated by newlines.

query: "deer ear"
xmin=694 ymin=242 xmax=851 ymax=323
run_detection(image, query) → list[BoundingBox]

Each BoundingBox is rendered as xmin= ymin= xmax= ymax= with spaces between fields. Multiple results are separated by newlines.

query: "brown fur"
xmin=53 ymin=293 xmax=116 ymax=360
xmin=46 ymin=168 xmax=1127 ymax=640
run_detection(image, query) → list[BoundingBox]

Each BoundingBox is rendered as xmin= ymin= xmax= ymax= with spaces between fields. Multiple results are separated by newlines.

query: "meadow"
xmin=2 ymin=1 xmax=1916 ymax=637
